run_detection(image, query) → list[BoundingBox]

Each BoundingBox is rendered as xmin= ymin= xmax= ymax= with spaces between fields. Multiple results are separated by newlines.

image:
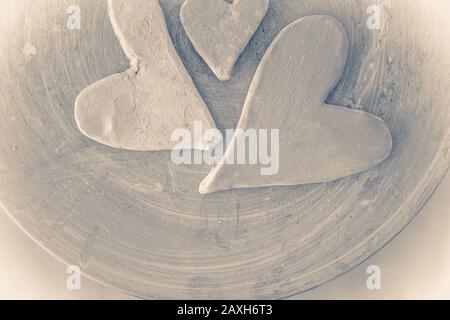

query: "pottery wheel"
xmin=0 ymin=0 xmax=449 ymax=299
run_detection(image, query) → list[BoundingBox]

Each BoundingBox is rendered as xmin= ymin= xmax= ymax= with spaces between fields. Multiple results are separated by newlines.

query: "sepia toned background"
xmin=1 ymin=0 xmax=449 ymax=299
xmin=1 ymin=170 xmax=449 ymax=300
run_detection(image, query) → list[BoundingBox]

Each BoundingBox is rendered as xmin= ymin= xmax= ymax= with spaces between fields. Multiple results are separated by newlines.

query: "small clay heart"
xmin=180 ymin=0 xmax=269 ymax=81
xmin=75 ymin=0 xmax=217 ymax=151
xmin=199 ymin=16 xmax=393 ymax=194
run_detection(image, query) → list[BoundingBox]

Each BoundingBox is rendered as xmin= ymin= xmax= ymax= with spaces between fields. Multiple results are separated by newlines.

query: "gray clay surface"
xmin=75 ymin=0 xmax=217 ymax=151
xmin=200 ymin=16 xmax=392 ymax=194
xmin=181 ymin=0 xmax=269 ymax=81
xmin=0 ymin=0 xmax=449 ymax=299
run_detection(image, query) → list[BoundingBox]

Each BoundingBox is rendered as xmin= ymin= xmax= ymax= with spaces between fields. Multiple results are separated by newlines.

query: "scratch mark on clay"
xmin=79 ymin=225 xmax=100 ymax=267
xmin=163 ymin=161 xmax=179 ymax=203
xmin=231 ymin=191 xmax=241 ymax=235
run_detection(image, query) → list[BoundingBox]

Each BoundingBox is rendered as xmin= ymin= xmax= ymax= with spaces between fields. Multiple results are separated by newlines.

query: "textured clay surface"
xmin=0 ymin=0 xmax=449 ymax=299
xmin=181 ymin=0 xmax=269 ymax=81
xmin=75 ymin=0 xmax=217 ymax=151
xmin=200 ymin=16 xmax=392 ymax=194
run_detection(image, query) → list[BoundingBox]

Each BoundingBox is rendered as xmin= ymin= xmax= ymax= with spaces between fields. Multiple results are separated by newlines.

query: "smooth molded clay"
xmin=75 ymin=0 xmax=217 ymax=151
xmin=199 ymin=16 xmax=393 ymax=194
xmin=180 ymin=0 xmax=269 ymax=81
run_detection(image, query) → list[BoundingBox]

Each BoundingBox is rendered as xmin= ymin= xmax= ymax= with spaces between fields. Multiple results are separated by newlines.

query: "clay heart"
xmin=75 ymin=0 xmax=217 ymax=151
xmin=199 ymin=16 xmax=393 ymax=194
xmin=180 ymin=0 xmax=269 ymax=81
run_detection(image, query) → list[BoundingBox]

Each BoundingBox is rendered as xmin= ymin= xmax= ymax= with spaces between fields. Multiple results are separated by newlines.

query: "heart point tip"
xmin=198 ymin=180 xmax=211 ymax=195
xmin=213 ymin=68 xmax=232 ymax=82
xmin=199 ymin=174 xmax=221 ymax=195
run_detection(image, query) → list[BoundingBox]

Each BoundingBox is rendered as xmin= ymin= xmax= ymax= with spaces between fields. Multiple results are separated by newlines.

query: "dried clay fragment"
xmin=75 ymin=0 xmax=217 ymax=151
xmin=199 ymin=16 xmax=393 ymax=194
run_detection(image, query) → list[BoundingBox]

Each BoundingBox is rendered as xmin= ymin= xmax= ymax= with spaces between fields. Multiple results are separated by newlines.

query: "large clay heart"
xmin=199 ymin=16 xmax=393 ymax=194
xmin=180 ymin=0 xmax=269 ymax=81
xmin=75 ymin=0 xmax=217 ymax=151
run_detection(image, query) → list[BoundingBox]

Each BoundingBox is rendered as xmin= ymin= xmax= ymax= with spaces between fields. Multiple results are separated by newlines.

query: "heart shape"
xmin=75 ymin=0 xmax=217 ymax=151
xmin=199 ymin=16 xmax=393 ymax=194
xmin=180 ymin=0 xmax=269 ymax=81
